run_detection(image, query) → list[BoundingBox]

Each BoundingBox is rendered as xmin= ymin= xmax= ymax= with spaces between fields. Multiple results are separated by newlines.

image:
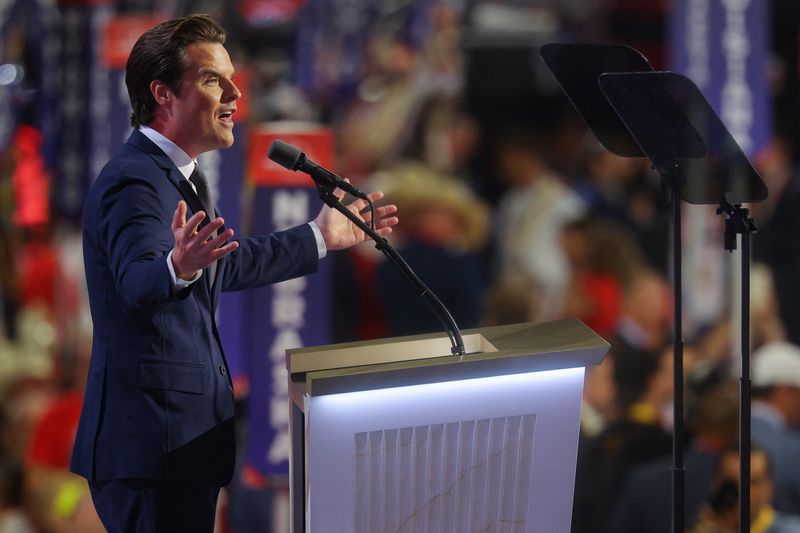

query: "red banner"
xmin=247 ymin=124 xmax=333 ymax=187
xmin=102 ymin=15 xmax=165 ymax=69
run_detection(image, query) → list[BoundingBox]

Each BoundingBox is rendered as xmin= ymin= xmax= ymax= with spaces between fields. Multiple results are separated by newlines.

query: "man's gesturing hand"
xmin=170 ymin=201 xmax=239 ymax=281
xmin=313 ymin=187 xmax=399 ymax=251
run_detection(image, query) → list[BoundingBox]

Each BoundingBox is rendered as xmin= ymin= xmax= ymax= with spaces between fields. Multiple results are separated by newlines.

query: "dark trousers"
xmin=89 ymin=478 xmax=221 ymax=533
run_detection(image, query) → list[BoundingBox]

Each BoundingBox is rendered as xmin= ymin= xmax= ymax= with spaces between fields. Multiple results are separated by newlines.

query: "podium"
xmin=286 ymin=318 xmax=609 ymax=533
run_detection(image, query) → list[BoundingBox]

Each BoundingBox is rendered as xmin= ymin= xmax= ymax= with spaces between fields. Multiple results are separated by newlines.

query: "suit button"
xmin=219 ymin=365 xmax=227 ymax=376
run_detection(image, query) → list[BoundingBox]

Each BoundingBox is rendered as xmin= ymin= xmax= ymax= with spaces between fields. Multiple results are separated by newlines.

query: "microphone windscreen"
xmin=268 ymin=140 xmax=302 ymax=171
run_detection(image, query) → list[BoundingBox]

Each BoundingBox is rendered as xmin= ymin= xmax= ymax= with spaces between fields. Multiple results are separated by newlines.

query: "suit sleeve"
xmin=221 ymin=223 xmax=319 ymax=292
xmin=96 ymin=174 xmax=186 ymax=314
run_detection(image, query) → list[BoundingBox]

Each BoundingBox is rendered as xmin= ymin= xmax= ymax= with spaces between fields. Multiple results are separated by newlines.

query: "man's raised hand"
xmin=170 ymin=201 xmax=238 ymax=280
xmin=313 ymin=188 xmax=399 ymax=251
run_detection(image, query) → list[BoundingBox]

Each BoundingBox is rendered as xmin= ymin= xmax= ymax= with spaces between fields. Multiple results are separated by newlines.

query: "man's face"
xmin=165 ymin=42 xmax=240 ymax=158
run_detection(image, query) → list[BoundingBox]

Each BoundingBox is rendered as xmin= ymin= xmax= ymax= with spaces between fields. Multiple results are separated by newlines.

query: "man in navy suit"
xmin=70 ymin=13 xmax=397 ymax=532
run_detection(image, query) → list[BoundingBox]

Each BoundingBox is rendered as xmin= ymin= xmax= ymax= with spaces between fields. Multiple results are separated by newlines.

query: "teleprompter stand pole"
xmin=659 ymin=163 xmax=686 ymax=533
xmin=716 ymin=192 xmax=758 ymax=533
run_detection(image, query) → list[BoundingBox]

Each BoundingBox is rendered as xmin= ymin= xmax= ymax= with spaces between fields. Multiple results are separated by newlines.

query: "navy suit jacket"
xmin=70 ymin=130 xmax=318 ymax=484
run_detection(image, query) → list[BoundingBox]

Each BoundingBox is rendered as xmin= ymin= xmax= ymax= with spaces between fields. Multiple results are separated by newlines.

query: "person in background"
xmin=69 ymin=14 xmax=397 ymax=533
xmin=750 ymin=342 xmax=800 ymax=515
xmin=608 ymin=382 xmax=740 ymax=532
xmin=572 ymin=344 xmax=674 ymax=533
xmin=492 ymin=124 xmax=585 ymax=320
xmin=374 ymin=162 xmax=489 ymax=336
xmin=579 ymin=356 xmax=617 ymax=441
xmin=560 ymin=215 xmax=643 ymax=339
xmin=689 ymin=446 xmax=800 ymax=533
xmin=573 ymin=144 xmax=668 ymax=276
xmin=479 ymin=272 xmax=543 ymax=328
xmin=611 ymin=268 xmax=672 ymax=354
xmin=753 ymin=134 xmax=800 ymax=346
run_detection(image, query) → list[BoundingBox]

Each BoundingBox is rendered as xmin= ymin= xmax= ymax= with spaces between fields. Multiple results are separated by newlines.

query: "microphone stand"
xmin=716 ymin=193 xmax=757 ymax=533
xmin=315 ymin=181 xmax=467 ymax=356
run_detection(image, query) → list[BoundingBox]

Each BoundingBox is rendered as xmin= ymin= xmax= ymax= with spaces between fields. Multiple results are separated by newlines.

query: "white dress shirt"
xmin=138 ymin=126 xmax=326 ymax=289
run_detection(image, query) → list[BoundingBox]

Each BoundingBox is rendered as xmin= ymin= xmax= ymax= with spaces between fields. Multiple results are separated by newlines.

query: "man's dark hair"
xmin=125 ymin=14 xmax=226 ymax=127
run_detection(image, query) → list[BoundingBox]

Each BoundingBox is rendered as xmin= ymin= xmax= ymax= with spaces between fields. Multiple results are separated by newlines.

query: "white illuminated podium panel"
xmin=286 ymin=319 xmax=608 ymax=533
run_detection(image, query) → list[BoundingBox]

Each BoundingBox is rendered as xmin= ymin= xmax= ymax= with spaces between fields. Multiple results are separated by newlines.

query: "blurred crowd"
xmin=0 ymin=0 xmax=799 ymax=531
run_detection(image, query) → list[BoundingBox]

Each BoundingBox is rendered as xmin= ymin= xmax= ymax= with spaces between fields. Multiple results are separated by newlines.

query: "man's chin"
xmin=196 ymin=133 xmax=235 ymax=155
xmin=215 ymin=134 xmax=235 ymax=149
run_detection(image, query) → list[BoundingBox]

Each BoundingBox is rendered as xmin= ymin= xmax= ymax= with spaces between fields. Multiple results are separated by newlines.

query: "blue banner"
xmin=242 ymin=186 xmax=331 ymax=477
xmin=669 ymin=0 xmax=770 ymax=333
xmin=0 ymin=0 xmax=59 ymax=158
xmin=669 ymin=0 xmax=771 ymax=157
xmin=56 ymin=6 xmax=113 ymax=220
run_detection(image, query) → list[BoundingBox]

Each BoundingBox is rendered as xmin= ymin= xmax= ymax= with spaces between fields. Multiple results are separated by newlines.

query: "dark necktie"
xmin=189 ymin=165 xmax=214 ymax=220
xmin=188 ymin=165 xmax=217 ymax=286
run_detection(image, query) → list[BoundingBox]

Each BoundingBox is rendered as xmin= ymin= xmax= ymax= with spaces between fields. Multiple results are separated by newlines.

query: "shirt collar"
xmin=139 ymin=126 xmax=196 ymax=179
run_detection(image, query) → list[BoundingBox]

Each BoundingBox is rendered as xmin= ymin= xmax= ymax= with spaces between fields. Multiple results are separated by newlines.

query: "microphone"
xmin=268 ymin=140 xmax=367 ymax=199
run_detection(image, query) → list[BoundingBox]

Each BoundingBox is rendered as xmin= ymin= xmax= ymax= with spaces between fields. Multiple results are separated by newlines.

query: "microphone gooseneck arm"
xmin=317 ymin=184 xmax=466 ymax=356
xmin=268 ymin=140 xmax=466 ymax=356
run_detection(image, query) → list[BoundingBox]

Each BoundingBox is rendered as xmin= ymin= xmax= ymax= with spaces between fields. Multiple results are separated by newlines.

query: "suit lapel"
xmin=127 ymin=130 xmax=204 ymax=217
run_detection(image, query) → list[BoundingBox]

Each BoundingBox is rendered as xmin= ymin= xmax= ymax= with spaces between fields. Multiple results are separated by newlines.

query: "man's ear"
xmin=150 ymin=80 xmax=172 ymax=106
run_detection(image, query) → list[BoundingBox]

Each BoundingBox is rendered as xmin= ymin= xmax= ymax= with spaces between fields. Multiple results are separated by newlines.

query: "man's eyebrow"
xmin=197 ymin=67 xmax=235 ymax=79
xmin=198 ymin=68 xmax=222 ymax=78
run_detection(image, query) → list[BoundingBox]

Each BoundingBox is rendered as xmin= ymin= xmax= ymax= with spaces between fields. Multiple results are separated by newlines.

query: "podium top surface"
xmin=287 ymin=319 xmax=609 ymax=396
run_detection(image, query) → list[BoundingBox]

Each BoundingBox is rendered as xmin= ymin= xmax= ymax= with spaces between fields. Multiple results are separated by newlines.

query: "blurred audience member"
xmin=375 ymin=163 xmax=489 ymax=336
xmin=403 ymin=95 xmax=481 ymax=179
xmin=612 ymin=268 xmax=672 ymax=354
xmin=335 ymin=2 xmax=466 ymax=182
xmin=753 ymin=135 xmax=800 ymax=345
xmin=560 ymin=215 xmax=644 ymax=338
xmin=336 ymin=36 xmax=423 ymax=180
xmin=480 ymin=273 xmax=543 ymax=327
xmin=609 ymin=382 xmax=739 ymax=533
xmin=573 ymin=144 xmax=644 ymax=224
xmin=689 ymin=446 xmax=800 ymax=533
xmin=693 ymin=263 xmax=786 ymax=387
xmin=330 ymin=244 xmax=389 ymax=342
xmin=0 ymin=379 xmax=52 ymax=533
xmin=493 ymin=125 xmax=585 ymax=320
xmin=247 ymin=52 xmax=317 ymax=123
xmin=0 ymin=407 xmax=29 ymax=532
xmin=581 ymin=356 xmax=616 ymax=439
xmin=623 ymin=172 xmax=669 ymax=276
xmin=572 ymin=344 xmax=673 ymax=532
xmin=23 ymin=343 xmax=103 ymax=533
xmin=751 ymin=342 xmax=800 ymax=515
xmin=750 ymin=264 xmax=787 ymax=348
xmin=573 ymin=144 xmax=669 ymax=274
